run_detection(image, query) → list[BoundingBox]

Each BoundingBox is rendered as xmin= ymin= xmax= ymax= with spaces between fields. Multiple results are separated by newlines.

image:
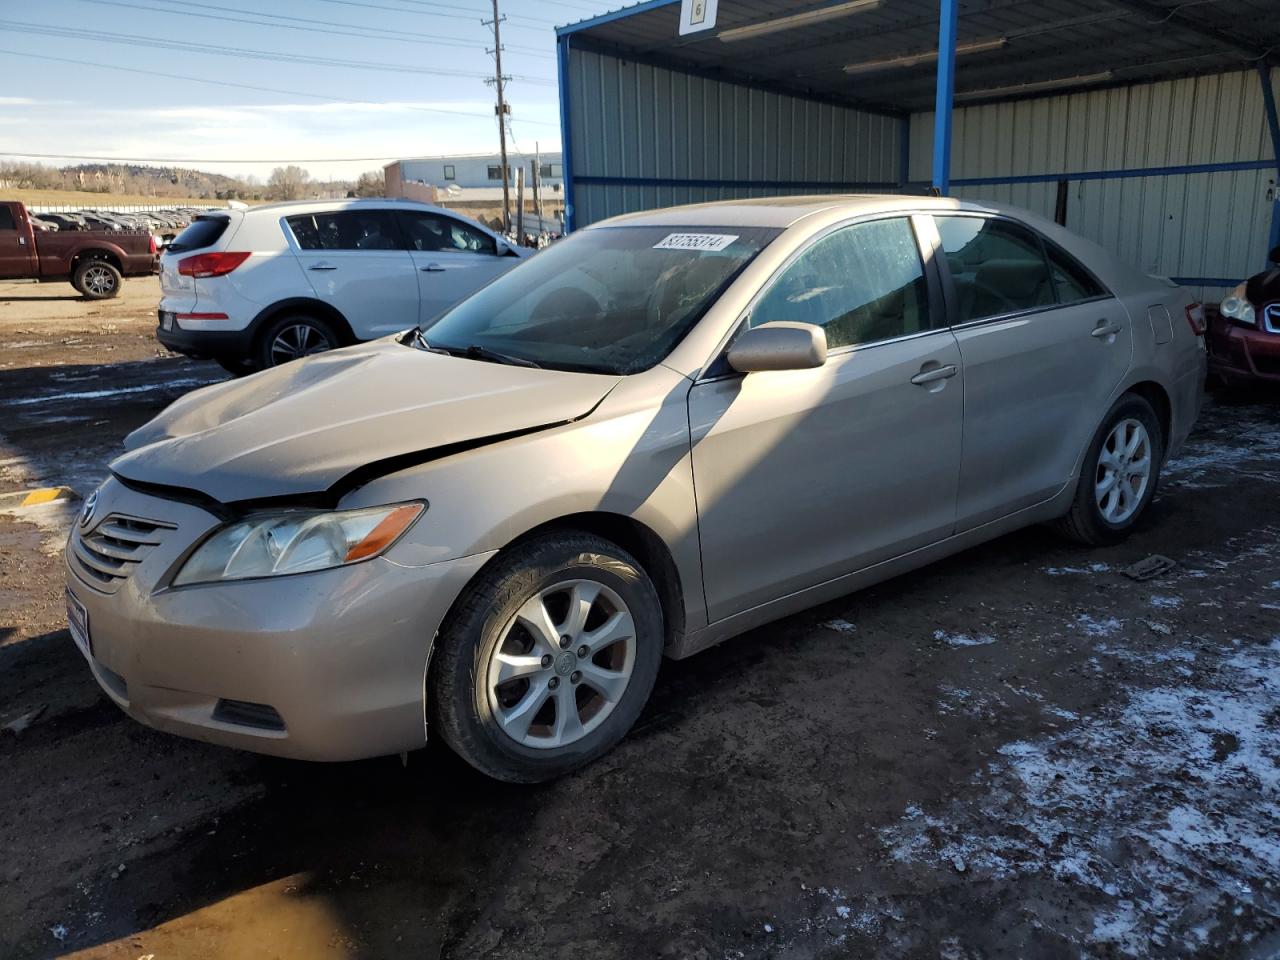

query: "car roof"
xmin=242 ymin=198 xmax=461 ymax=218
xmin=593 ymin=194 xmax=994 ymax=229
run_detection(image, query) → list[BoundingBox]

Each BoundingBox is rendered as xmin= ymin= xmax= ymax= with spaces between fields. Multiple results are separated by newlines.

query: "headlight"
xmin=173 ymin=502 xmax=424 ymax=586
xmin=1220 ymin=282 xmax=1255 ymax=325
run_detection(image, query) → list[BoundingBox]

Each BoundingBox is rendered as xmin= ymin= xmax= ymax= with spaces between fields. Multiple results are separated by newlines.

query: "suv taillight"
xmin=1185 ymin=301 xmax=1207 ymax=337
xmin=148 ymin=234 xmax=157 ymax=255
xmin=178 ymin=251 xmax=250 ymax=278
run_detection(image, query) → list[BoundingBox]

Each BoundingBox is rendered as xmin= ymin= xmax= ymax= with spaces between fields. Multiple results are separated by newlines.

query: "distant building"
xmin=384 ymin=152 xmax=564 ymax=202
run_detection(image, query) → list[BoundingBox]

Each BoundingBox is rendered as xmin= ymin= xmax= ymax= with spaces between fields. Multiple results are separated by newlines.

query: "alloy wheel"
xmin=269 ymin=323 xmax=333 ymax=365
xmin=1095 ymin=417 xmax=1151 ymax=525
xmin=82 ymin=264 xmax=116 ymax=296
xmin=486 ymin=579 xmax=636 ymax=750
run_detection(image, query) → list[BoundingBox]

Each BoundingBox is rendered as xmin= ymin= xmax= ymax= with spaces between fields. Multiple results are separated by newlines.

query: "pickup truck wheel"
xmin=257 ymin=314 xmax=337 ymax=368
xmin=73 ymin=260 xmax=122 ymax=299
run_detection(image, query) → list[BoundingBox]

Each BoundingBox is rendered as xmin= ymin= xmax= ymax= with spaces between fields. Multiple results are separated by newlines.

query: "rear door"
xmin=286 ymin=209 xmax=419 ymax=339
xmin=689 ymin=215 xmax=963 ymax=622
xmin=0 ymin=204 xmax=36 ymax=279
xmin=395 ymin=210 xmax=516 ymax=325
xmin=934 ymin=214 xmax=1132 ymax=530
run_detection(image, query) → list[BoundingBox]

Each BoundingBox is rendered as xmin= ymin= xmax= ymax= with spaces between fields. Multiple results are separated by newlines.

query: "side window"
xmin=443 ymin=164 xmax=456 ymax=180
xmin=1045 ymin=242 xmax=1106 ymax=303
xmin=0 ymin=206 xmax=15 ymax=231
xmin=935 ymin=216 xmax=1054 ymax=322
xmin=397 ymin=211 xmax=496 ymax=256
xmin=288 ymin=211 xmax=400 ymax=251
xmin=750 ymin=217 xmax=933 ymax=349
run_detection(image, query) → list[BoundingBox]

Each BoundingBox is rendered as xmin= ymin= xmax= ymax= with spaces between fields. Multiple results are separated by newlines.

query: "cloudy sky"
xmin=0 ymin=0 xmax=615 ymax=181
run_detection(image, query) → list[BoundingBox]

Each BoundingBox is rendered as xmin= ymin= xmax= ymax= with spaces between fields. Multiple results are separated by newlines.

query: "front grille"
xmin=71 ymin=514 xmax=172 ymax=589
xmin=213 ymin=699 xmax=286 ymax=731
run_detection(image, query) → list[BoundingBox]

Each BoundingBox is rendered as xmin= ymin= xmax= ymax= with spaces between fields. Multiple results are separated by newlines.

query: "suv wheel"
xmin=430 ymin=533 xmax=664 ymax=783
xmin=73 ymin=260 xmax=122 ymax=299
xmin=1057 ymin=393 xmax=1164 ymax=545
xmin=257 ymin=314 xmax=337 ymax=368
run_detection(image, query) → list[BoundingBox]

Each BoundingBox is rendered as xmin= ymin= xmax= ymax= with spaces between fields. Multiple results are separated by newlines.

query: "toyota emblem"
xmin=80 ymin=489 xmax=99 ymax=528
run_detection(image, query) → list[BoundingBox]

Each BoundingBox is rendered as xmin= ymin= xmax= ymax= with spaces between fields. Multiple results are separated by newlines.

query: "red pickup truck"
xmin=0 ymin=201 xmax=157 ymax=299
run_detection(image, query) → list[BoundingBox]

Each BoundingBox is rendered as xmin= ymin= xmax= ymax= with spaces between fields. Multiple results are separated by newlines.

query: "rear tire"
xmin=255 ymin=314 xmax=338 ymax=368
xmin=1056 ymin=393 xmax=1163 ymax=546
xmin=72 ymin=259 xmax=122 ymax=299
xmin=430 ymin=533 xmax=664 ymax=783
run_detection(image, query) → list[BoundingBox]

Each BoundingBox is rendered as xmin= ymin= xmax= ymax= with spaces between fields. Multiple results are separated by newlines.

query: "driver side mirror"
xmin=495 ymin=238 xmax=520 ymax=258
xmin=727 ymin=321 xmax=827 ymax=373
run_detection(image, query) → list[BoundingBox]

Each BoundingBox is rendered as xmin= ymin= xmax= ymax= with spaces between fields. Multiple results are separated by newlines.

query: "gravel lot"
xmin=1 ymin=277 xmax=1278 ymax=959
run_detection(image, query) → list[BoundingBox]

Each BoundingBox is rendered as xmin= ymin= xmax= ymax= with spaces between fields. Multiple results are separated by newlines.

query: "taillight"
xmin=148 ymin=234 xmax=157 ymax=255
xmin=1185 ymin=301 xmax=1207 ymax=336
xmin=178 ymin=251 xmax=250 ymax=278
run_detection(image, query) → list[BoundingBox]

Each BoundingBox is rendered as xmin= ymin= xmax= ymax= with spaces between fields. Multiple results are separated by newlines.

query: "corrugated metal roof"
xmin=559 ymin=0 xmax=1280 ymax=113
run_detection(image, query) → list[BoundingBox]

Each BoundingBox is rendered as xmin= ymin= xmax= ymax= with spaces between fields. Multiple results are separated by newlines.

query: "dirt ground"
xmin=1 ymin=279 xmax=1278 ymax=959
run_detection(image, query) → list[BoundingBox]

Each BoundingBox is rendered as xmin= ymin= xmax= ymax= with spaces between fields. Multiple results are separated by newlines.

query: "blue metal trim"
xmin=907 ymin=158 xmax=1275 ymax=188
xmin=556 ymin=0 xmax=680 ymax=37
xmin=1269 ymin=199 xmax=1280 ymax=259
xmin=572 ymin=175 xmax=900 ymax=190
xmin=898 ymin=115 xmax=911 ymax=189
xmin=931 ymin=0 xmax=958 ymax=195
xmin=557 ymin=34 xmax=577 ymax=233
xmin=1170 ymin=276 xmax=1243 ymax=287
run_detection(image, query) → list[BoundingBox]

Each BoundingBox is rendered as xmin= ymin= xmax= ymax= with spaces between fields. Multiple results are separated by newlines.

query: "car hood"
xmin=113 ymin=339 xmax=621 ymax=503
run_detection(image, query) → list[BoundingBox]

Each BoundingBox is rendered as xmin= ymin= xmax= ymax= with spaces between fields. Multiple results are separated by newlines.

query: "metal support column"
xmin=931 ymin=0 xmax=959 ymax=195
xmin=1258 ymin=64 xmax=1280 ymax=261
xmin=556 ymin=33 xmax=576 ymax=233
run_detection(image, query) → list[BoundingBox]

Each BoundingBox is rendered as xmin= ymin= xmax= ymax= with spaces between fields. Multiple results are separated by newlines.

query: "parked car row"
xmin=31 ymin=207 xmax=200 ymax=239
xmin=71 ymin=194 xmax=1208 ymax=783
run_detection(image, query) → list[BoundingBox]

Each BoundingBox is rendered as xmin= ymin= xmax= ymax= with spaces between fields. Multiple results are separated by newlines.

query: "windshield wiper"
xmin=461 ymin=344 xmax=541 ymax=368
xmin=414 ymin=330 xmax=540 ymax=368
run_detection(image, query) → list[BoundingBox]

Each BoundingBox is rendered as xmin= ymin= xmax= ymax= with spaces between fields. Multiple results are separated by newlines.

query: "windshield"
xmin=419 ymin=225 xmax=779 ymax=374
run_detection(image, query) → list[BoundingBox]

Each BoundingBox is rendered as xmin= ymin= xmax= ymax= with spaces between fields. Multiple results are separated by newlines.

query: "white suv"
xmin=157 ymin=199 xmax=531 ymax=372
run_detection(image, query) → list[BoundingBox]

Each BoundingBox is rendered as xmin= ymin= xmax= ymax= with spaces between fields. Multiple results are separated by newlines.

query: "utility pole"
xmin=486 ymin=0 xmax=512 ymax=234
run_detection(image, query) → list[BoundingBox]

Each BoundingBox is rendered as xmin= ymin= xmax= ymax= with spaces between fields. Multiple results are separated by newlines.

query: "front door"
xmin=933 ymin=214 xmax=1134 ymax=530
xmin=285 ymin=208 xmax=419 ymax=340
xmin=0 ymin=205 xmax=36 ymax=279
xmin=689 ymin=216 xmax=964 ymax=623
xmin=395 ymin=210 xmax=515 ymax=326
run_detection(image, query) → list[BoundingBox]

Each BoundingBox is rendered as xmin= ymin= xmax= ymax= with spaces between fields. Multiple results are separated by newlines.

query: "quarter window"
xmin=934 ymin=216 xmax=1055 ymax=322
xmin=0 ymin=206 xmax=15 ymax=230
xmin=1045 ymin=243 xmax=1106 ymax=303
xmin=443 ymin=164 xmax=456 ymax=180
xmin=287 ymin=210 xmax=401 ymax=251
xmin=750 ymin=217 xmax=934 ymax=349
xmin=396 ymin=210 xmax=496 ymax=255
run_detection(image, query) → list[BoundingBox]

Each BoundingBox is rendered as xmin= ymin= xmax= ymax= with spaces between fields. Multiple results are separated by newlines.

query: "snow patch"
xmin=933 ymin=629 xmax=996 ymax=648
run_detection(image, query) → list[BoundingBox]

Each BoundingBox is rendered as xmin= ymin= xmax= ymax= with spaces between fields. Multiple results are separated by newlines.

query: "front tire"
xmin=1056 ymin=393 xmax=1163 ymax=545
xmin=430 ymin=533 xmax=664 ymax=783
xmin=72 ymin=259 xmax=122 ymax=299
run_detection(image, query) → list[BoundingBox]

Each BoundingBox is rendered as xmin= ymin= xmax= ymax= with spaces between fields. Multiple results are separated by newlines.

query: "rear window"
xmin=168 ymin=216 xmax=230 ymax=253
xmin=0 ymin=206 xmax=14 ymax=230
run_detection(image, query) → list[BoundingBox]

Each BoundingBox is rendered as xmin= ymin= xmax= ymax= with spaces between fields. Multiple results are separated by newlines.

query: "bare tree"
xmin=354 ymin=170 xmax=385 ymax=197
xmin=267 ymin=165 xmax=311 ymax=201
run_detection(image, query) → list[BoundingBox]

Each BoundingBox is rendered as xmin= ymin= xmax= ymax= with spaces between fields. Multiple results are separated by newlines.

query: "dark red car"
xmin=1208 ymin=245 xmax=1280 ymax=384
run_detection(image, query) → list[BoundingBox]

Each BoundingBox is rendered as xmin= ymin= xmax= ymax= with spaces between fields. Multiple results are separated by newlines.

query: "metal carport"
xmin=555 ymin=0 xmax=1280 ymax=298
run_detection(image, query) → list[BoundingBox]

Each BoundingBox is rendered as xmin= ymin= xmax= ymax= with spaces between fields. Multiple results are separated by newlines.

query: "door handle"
xmin=421 ymin=263 xmax=446 ymax=272
xmin=1091 ymin=321 xmax=1122 ymax=338
xmin=910 ymin=364 xmax=958 ymax=386
xmin=308 ymin=264 xmax=337 ymax=271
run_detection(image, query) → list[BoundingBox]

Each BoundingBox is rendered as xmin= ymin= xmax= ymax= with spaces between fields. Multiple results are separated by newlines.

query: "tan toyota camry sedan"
xmin=66 ymin=196 xmax=1206 ymax=782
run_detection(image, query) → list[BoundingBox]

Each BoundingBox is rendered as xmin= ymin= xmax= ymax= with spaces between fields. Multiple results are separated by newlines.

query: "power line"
xmin=65 ymin=0 xmax=554 ymax=57
xmin=0 ymin=49 xmax=560 ymax=126
xmin=0 ymin=20 xmax=557 ymax=84
xmin=315 ymin=0 xmax=566 ymax=30
xmin=2 ymin=151 xmax=407 ymax=164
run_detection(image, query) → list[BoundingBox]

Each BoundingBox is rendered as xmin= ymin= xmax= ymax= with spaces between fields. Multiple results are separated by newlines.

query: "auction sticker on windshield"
xmin=653 ymin=233 xmax=739 ymax=252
